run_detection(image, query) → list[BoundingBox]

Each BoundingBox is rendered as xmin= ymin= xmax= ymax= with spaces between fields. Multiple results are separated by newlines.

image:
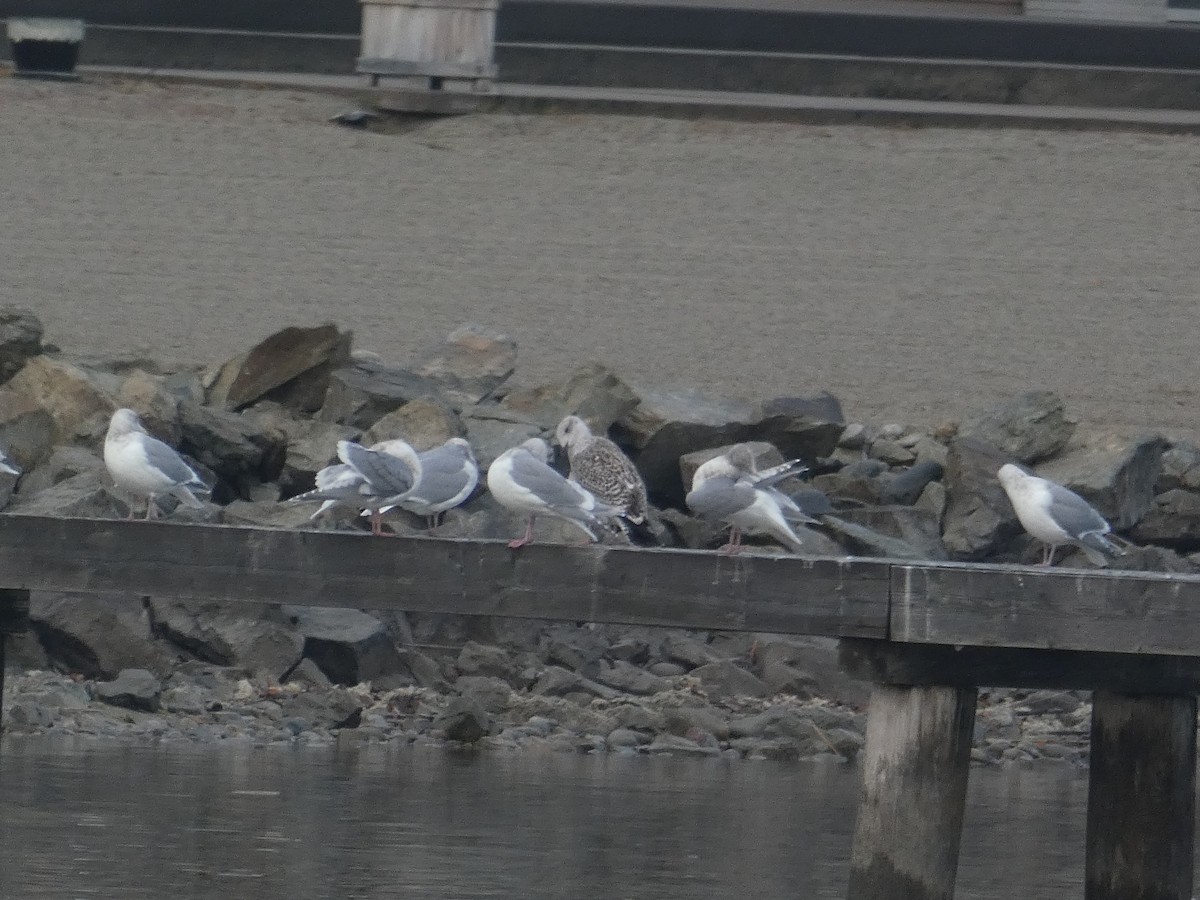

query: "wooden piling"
xmin=1085 ymin=690 xmax=1196 ymax=900
xmin=0 ymin=589 xmax=30 ymax=736
xmin=847 ymin=684 xmax=978 ymax=900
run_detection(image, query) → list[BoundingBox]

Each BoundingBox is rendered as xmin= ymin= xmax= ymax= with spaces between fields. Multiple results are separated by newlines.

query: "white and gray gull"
xmin=686 ymin=444 xmax=808 ymax=554
xmin=555 ymin=415 xmax=648 ymax=531
xmin=104 ymin=408 xmax=206 ymax=519
xmin=379 ymin=438 xmax=479 ymax=528
xmin=997 ymin=463 xmax=1124 ymax=566
xmin=334 ymin=438 xmax=422 ymax=536
xmin=487 ymin=438 xmax=618 ymax=549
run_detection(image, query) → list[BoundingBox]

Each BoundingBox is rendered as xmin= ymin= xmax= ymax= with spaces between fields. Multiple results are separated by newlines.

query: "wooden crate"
xmin=358 ymin=0 xmax=497 ymax=91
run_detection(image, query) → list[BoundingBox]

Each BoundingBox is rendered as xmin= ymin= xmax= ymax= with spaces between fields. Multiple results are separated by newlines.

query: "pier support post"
xmin=0 ymin=589 xmax=31 ymax=736
xmin=1085 ymin=690 xmax=1196 ymax=900
xmin=847 ymin=684 xmax=977 ymax=900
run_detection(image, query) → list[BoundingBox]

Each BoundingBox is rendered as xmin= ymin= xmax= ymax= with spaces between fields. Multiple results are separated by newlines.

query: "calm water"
xmin=0 ymin=737 xmax=1090 ymax=899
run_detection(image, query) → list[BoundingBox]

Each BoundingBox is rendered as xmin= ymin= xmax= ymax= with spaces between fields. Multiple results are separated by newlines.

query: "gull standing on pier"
xmin=555 ymin=415 xmax=648 ymax=534
xmin=335 ymin=438 xmax=422 ymax=536
xmin=289 ymin=462 xmax=370 ymax=523
xmin=488 ymin=438 xmax=617 ymax=549
xmin=997 ymin=463 xmax=1124 ymax=566
xmin=686 ymin=444 xmax=808 ymax=554
xmin=386 ymin=438 xmax=479 ymax=528
xmin=104 ymin=408 xmax=206 ymax=519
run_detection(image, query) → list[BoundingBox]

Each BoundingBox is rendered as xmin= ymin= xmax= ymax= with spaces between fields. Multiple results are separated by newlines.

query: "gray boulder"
xmin=276 ymin=417 xmax=360 ymax=494
xmin=614 ymin=385 xmax=755 ymax=507
xmin=149 ymin=599 xmax=305 ymax=680
xmin=499 ymin=362 xmax=639 ymax=431
xmin=5 ymin=355 xmax=115 ymax=443
xmin=364 ymin=398 xmax=463 ymax=449
xmin=592 ymin=660 xmax=669 ymax=696
xmin=8 ymin=470 xmax=125 ymax=518
xmin=31 ymin=591 xmax=174 ymax=678
xmin=116 ymin=370 xmax=183 ymax=445
xmin=179 ymin=401 xmax=287 ymax=485
xmin=963 ymin=391 xmax=1075 ymax=464
xmin=411 ymin=323 xmax=517 ymax=408
xmin=319 ymin=359 xmax=442 ymax=429
xmin=0 ymin=390 xmax=55 ymax=471
xmin=93 ymin=668 xmax=162 ymax=712
xmin=461 ymin=407 xmax=543 ymax=470
xmin=283 ymin=606 xmax=405 ymax=685
xmin=433 ymin=695 xmax=490 ymax=743
xmin=1158 ymin=442 xmax=1200 ymax=493
xmin=746 ymin=394 xmax=843 ymax=463
xmin=275 ymin=687 xmax=363 ymax=730
xmin=456 ymin=640 xmax=517 ymax=680
xmin=822 ymin=509 xmax=946 ymax=560
xmin=879 ymin=460 xmax=945 ymax=506
xmin=941 ymin=437 xmax=1021 ymax=559
xmin=1131 ymin=490 xmax=1200 ymax=552
xmin=205 ymin=324 xmax=352 ymax=413
xmin=1038 ymin=432 xmax=1166 ymax=529
xmin=691 ymin=660 xmax=772 ymax=700
xmin=14 ymin=445 xmax=104 ymax=498
xmin=0 ymin=307 xmax=43 ymax=384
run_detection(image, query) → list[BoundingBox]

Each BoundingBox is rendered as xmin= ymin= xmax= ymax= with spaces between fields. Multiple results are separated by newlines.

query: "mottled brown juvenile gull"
xmin=487 ymin=438 xmax=617 ymax=549
xmin=104 ymin=408 xmax=206 ymax=519
xmin=555 ymin=415 xmax=648 ymax=530
xmin=686 ymin=445 xmax=806 ymax=554
xmin=998 ymin=463 xmax=1124 ymax=566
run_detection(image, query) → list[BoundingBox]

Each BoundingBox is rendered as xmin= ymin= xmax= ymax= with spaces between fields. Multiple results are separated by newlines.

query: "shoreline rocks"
xmin=0 ymin=309 xmax=1191 ymax=764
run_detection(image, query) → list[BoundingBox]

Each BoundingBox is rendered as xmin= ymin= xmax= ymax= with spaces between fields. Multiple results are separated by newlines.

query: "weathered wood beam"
xmin=1085 ymin=691 xmax=1196 ymax=900
xmin=839 ymin=639 xmax=1200 ymax=694
xmin=847 ymin=684 xmax=977 ymax=900
xmin=890 ymin=562 xmax=1200 ymax=657
xmin=0 ymin=515 xmax=890 ymax=637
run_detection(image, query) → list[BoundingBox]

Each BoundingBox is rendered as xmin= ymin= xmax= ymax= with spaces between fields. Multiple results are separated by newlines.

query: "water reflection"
xmin=0 ymin=737 xmax=1089 ymax=899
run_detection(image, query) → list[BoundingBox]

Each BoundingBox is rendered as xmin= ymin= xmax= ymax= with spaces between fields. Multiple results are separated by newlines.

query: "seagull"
xmin=335 ymin=438 xmax=422 ymax=536
xmin=288 ymin=463 xmax=370 ymax=523
xmin=724 ymin=444 xmax=817 ymax=526
xmin=555 ymin=416 xmax=648 ymax=533
xmin=686 ymin=445 xmax=808 ymax=554
xmin=104 ymin=408 xmax=206 ymax=519
xmin=383 ymin=438 xmax=479 ymax=528
xmin=487 ymin=438 xmax=618 ymax=549
xmin=997 ymin=463 xmax=1124 ymax=566
xmin=0 ymin=448 xmax=19 ymax=477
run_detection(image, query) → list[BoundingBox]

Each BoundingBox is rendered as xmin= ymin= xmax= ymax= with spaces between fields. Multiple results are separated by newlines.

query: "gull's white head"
xmin=554 ymin=416 xmax=593 ymax=451
xmin=997 ymin=463 xmax=1029 ymax=492
xmin=726 ymin=444 xmax=758 ymax=473
xmin=691 ymin=451 xmax=739 ymax=489
xmin=519 ymin=438 xmax=552 ymax=465
xmin=108 ymin=408 xmax=147 ymax=440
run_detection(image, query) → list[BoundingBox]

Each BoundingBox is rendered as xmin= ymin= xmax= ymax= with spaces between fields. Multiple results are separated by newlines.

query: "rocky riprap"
xmin=0 ymin=309 xmax=1194 ymax=764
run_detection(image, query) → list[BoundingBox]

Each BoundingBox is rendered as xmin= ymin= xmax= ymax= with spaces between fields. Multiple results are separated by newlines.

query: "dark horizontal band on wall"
xmin=2 ymin=0 xmax=1200 ymax=68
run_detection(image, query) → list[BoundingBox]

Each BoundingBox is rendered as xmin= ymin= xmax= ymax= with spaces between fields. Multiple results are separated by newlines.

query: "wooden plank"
xmin=0 ymin=589 xmax=30 ymax=636
xmin=0 ymin=515 xmax=890 ymax=638
xmin=1085 ymin=691 xmax=1196 ymax=900
xmin=847 ymin=684 xmax=977 ymax=900
xmin=890 ymin=562 xmax=1200 ymax=657
xmin=839 ymin=639 xmax=1200 ymax=694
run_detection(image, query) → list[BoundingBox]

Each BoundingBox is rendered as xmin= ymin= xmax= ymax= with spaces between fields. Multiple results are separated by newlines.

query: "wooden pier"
xmin=2 ymin=513 xmax=1199 ymax=900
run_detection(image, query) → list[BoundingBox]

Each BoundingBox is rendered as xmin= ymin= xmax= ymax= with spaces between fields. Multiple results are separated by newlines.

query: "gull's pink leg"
xmin=719 ymin=527 xmax=744 ymax=556
xmin=1038 ymin=544 xmax=1057 ymax=566
xmin=508 ymin=516 xmax=536 ymax=549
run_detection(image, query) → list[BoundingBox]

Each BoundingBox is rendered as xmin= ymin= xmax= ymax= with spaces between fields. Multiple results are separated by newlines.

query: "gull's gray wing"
xmin=142 ymin=436 xmax=203 ymax=488
xmin=1045 ymin=482 xmax=1110 ymax=538
xmin=686 ymin=475 xmax=757 ymax=521
xmin=340 ymin=442 xmax=415 ymax=496
xmin=413 ymin=444 xmax=476 ymax=505
xmin=0 ymin=450 xmax=19 ymax=476
xmin=509 ymin=451 xmax=596 ymax=515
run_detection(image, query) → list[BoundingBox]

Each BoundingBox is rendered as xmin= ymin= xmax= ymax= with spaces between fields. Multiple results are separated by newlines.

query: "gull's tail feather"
xmin=1078 ymin=530 xmax=1125 ymax=566
xmin=170 ymin=485 xmax=205 ymax=509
